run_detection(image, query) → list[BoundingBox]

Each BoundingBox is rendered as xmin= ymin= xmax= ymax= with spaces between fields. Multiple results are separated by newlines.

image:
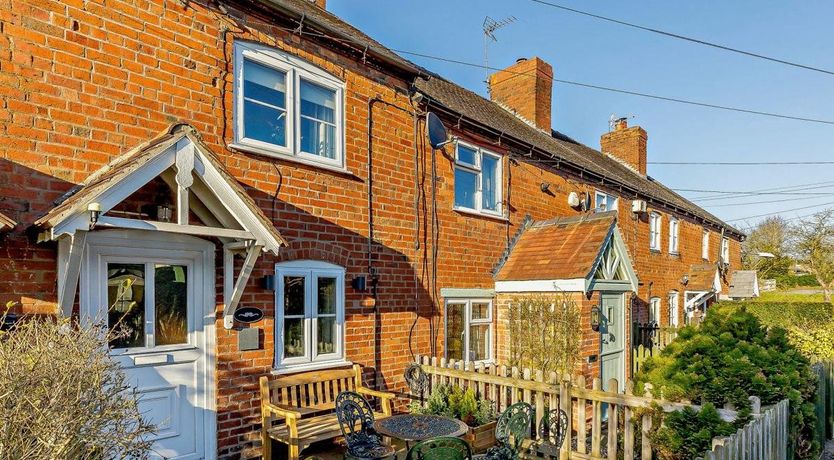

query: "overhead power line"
xmin=393 ymin=49 xmax=834 ymax=126
xmin=726 ymin=201 xmax=834 ymax=222
xmin=651 ymin=161 xmax=834 ymax=165
xmin=705 ymin=195 xmax=834 ymax=208
xmin=684 ymin=180 xmax=834 ymax=201
xmin=528 ymin=0 xmax=834 ymax=77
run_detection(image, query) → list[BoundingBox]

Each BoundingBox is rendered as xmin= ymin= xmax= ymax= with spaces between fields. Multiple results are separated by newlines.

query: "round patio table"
xmin=374 ymin=414 xmax=469 ymax=442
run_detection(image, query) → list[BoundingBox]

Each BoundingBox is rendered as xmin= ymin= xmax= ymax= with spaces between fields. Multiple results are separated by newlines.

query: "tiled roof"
xmin=687 ymin=264 xmax=720 ymax=291
xmin=0 ymin=211 xmax=15 ymax=231
xmin=495 ymin=212 xmax=616 ymax=281
xmin=729 ymin=270 xmax=758 ymax=298
xmin=35 ymin=123 xmax=287 ymax=249
xmin=414 ymin=76 xmax=744 ymax=239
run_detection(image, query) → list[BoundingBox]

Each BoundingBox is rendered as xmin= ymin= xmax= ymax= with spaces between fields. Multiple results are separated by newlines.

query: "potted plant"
xmin=408 ymin=384 xmax=496 ymax=452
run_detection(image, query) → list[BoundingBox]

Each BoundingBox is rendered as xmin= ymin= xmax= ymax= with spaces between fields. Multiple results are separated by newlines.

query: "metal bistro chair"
xmin=335 ymin=391 xmax=396 ymax=460
xmin=405 ymin=436 xmax=472 ymax=460
xmin=474 ymin=402 xmax=534 ymax=459
xmin=403 ymin=363 xmax=429 ymax=402
xmin=530 ymin=409 xmax=568 ymax=459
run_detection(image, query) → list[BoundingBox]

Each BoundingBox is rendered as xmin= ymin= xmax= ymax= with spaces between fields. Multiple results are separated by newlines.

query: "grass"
xmin=755 ymin=290 xmax=826 ymax=303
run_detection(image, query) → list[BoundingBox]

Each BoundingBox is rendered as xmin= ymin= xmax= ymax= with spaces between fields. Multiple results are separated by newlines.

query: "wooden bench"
xmin=259 ymin=364 xmax=395 ymax=460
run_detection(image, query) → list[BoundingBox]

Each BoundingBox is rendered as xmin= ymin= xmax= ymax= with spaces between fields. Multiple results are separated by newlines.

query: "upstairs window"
xmin=702 ymin=229 xmax=710 ymax=260
xmin=668 ymin=217 xmax=679 ymax=254
xmin=594 ymin=191 xmax=618 ymax=212
xmin=721 ymin=237 xmax=730 ymax=264
xmin=454 ymin=142 xmax=503 ymax=216
xmin=649 ymin=212 xmax=662 ymax=251
xmin=234 ymin=42 xmax=345 ymax=168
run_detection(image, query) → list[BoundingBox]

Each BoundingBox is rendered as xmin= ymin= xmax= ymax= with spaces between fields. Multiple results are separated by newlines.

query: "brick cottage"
xmin=0 ymin=0 xmax=743 ymax=458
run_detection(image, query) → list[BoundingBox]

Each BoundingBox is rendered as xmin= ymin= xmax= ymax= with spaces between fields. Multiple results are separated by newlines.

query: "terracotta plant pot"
xmin=464 ymin=420 xmax=497 ymax=453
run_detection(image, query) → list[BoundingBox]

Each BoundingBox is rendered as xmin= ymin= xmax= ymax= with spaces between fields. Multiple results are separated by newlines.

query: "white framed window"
xmin=454 ymin=141 xmax=503 ymax=217
xmin=649 ymin=297 xmax=661 ymax=324
xmin=233 ymin=42 xmax=345 ymax=169
xmin=702 ymin=229 xmax=710 ymax=260
xmin=275 ymin=260 xmax=346 ymax=371
xmin=721 ymin=237 xmax=730 ymax=264
xmin=649 ymin=212 xmax=662 ymax=251
xmin=594 ymin=190 xmax=618 ymax=212
xmin=445 ymin=299 xmax=493 ymax=362
xmin=668 ymin=291 xmax=679 ymax=327
xmin=668 ymin=217 xmax=679 ymax=254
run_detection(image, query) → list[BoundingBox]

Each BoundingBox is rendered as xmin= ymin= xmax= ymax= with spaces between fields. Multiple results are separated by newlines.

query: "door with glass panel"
xmin=275 ymin=263 xmax=345 ymax=370
xmin=444 ymin=299 xmax=492 ymax=362
xmin=81 ymin=232 xmax=214 ymax=460
xmin=599 ymin=293 xmax=625 ymax=391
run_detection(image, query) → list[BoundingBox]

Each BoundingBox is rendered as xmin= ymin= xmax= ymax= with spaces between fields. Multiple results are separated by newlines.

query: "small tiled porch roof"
xmin=495 ymin=212 xmax=617 ymax=282
xmin=687 ymin=264 xmax=721 ymax=292
xmin=0 ymin=211 xmax=15 ymax=231
xmin=729 ymin=270 xmax=759 ymax=298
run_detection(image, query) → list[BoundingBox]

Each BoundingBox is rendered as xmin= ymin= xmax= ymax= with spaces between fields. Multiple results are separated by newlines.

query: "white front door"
xmin=80 ymin=230 xmax=216 ymax=460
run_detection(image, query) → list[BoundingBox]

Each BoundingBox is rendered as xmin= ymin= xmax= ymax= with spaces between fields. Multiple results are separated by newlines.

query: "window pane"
xmin=596 ymin=192 xmax=607 ymax=211
xmin=284 ymin=276 xmax=305 ymax=316
xmin=317 ymin=317 xmax=336 ymax=355
xmin=300 ymin=117 xmax=336 ymax=159
xmin=471 ymin=302 xmax=490 ymax=320
xmin=284 ymin=318 xmax=305 ymax=358
xmin=454 ymin=168 xmax=477 ymax=209
xmin=317 ymin=277 xmax=337 ymax=315
xmin=243 ymin=59 xmax=287 ymax=147
xmin=107 ymin=263 xmax=146 ymax=349
xmin=482 ymin=155 xmax=499 ymax=211
xmin=154 ymin=264 xmax=188 ymax=346
xmin=457 ymin=144 xmax=477 ymax=166
xmin=469 ymin=324 xmax=489 ymax=361
xmin=300 ymin=80 xmax=337 ymax=159
xmin=446 ymin=303 xmax=465 ymax=361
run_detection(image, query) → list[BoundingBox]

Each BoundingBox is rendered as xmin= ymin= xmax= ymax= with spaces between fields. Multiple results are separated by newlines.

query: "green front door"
xmin=599 ymin=293 xmax=625 ymax=391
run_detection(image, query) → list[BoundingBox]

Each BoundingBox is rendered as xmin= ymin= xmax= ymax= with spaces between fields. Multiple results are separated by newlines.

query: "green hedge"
xmin=774 ymin=274 xmax=820 ymax=289
xmin=635 ymin=305 xmax=819 ymax=459
xmin=736 ymin=301 xmax=834 ymax=361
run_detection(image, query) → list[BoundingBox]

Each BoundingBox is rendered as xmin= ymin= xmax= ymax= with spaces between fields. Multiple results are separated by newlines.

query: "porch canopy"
xmin=0 ymin=212 xmax=15 ymax=232
xmin=35 ymin=123 xmax=285 ymax=328
xmin=684 ymin=263 xmax=722 ymax=312
xmin=493 ymin=212 xmax=637 ymax=293
xmin=729 ymin=270 xmax=760 ymax=299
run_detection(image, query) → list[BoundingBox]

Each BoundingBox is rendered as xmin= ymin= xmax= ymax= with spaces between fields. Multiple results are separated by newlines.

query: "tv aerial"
xmin=483 ymin=15 xmax=517 ymax=88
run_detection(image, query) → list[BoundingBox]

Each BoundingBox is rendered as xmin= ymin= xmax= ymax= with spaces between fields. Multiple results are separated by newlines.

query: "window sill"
xmin=230 ymin=142 xmax=355 ymax=177
xmin=453 ymin=207 xmax=508 ymax=222
xmin=272 ymin=359 xmax=352 ymax=375
xmin=669 ymin=252 xmax=680 ymax=257
xmin=650 ymin=248 xmax=662 ymax=254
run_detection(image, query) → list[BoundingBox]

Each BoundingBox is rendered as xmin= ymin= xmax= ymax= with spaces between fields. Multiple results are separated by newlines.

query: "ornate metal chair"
xmin=335 ymin=391 xmax=397 ymax=460
xmin=403 ymin=363 xmax=429 ymax=402
xmin=405 ymin=436 xmax=472 ymax=460
xmin=530 ymin=408 xmax=568 ymax=458
xmin=495 ymin=402 xmax=534 ymax=452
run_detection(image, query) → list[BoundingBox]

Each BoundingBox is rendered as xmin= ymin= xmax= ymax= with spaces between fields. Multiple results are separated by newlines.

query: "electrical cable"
xmin=652 ymin=161 xmax=834 ymax=165
xmin=703 ymin=194 xmax=834 ymax=208
xmin=528 ymin=0 xmax=834 ymax=77
xmin=726 ymin=201 xmax=834 ymax=222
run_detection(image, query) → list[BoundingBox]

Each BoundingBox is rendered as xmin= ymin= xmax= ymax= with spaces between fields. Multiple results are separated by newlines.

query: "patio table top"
xmin=374 ymin=414 xmax=469 ymax=442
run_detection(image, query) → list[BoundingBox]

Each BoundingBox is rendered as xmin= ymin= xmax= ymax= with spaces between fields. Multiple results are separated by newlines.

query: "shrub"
xmin=635 ymin=305 xmax=819 ymax=459
xmin=774 ymin=273 xmax=820 ymax=289
xmin=649 ymin=404 xmax=735 ymax=460
xmin=0 ymin=314 xmax=154 ymax=459
xmin=409 ymin=384 xmax=494 ymax=427
xmin=737 ymin=301 xmax=834 ymax=361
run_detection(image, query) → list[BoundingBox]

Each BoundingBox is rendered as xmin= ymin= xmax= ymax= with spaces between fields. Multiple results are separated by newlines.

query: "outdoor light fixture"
xmin=262 ymin=274 xmax=275 ymax=291
xmin=590 ymin=306 xmax=601 ymax=332
xmin=540 ymin=182 xmax=551 ymax=193
xmin=681 ymin=274 xmax=690 ymax=286
xmin=87 ymin=202 xmax=102 ymax=229
xmin=351 ymin=275 xmax=367 ymax=292
xmin=157 ymin=205 xmax=173 ymax=222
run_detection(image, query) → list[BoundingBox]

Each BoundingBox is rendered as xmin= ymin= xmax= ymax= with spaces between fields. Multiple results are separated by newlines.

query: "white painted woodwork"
xmin=57 ymin=230 xmax=87 ymax=317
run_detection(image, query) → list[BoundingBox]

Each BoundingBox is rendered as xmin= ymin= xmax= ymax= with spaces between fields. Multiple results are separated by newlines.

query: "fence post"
xmin=560 ymin=376 xmax=572 ymax=460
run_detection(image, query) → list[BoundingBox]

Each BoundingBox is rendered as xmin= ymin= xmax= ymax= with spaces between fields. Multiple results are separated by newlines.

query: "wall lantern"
xmin=351 ymin=275 xmax=367 ymax=292
xmin=87 ymin=202 xmax=102 ymax=229
xmin=157 ymin=205 xmax=173 ymax=223
xmin=680 ymin=274 xmax=690 ymax=286
xmin=590 ymin=306 xmax=601 ymax=332
xmin=262 ymin=274 xmax=275 ymax=291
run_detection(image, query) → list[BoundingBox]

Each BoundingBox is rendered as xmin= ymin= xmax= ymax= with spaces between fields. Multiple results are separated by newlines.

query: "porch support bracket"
xmin=223 ymin=242 xmax=263 ymax=329
xmin=58 ymin=230 xmax=87 ymax=317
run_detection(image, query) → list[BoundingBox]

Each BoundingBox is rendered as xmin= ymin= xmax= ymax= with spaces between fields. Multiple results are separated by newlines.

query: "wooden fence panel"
xmin=697 ymin=399 xmax=790 ymax=460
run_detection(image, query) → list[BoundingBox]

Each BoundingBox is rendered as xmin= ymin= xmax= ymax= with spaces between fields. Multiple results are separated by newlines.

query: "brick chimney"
xmin=600 ymin=118 xmax=648 ymax=175
xmin=488 ymin=57 xmax=553 ymax=131
xmin=309 ymin=0 xmax=326 ymax=8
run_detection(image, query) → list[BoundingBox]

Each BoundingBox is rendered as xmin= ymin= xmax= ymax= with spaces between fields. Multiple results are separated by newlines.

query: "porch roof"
xmin=687 ymin=264 xmax=721 ymax=292
xmin=493 ymin=211 xmax=637 ymax=293
xmin=0 ymin=211 xmax=15 ymax=231
xmin=729 ymin=270 xmax=759 ymax=298
xmin=34 ymin=123 xmax=286 ymax=252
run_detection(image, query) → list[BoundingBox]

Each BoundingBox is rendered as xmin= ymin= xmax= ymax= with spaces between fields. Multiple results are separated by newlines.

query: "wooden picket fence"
xmin=814 ymin=360 xmax=834 ymax=448
xmin=632 ymin=324 xmax=679 ymax=375
xmin=697 ymin=399 xmax=790 ymax=460
xmin=415 ymin=355 xmax=741 ymax=460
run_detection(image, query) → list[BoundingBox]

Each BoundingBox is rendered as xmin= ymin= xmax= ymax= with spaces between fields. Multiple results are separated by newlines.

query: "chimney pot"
xmin=488 ymin=56 xmax=554 ymax=131
xmin=615 ymin=117 xmax=628 ymax=131
xmin=516 ymin=57 xmax=528 ymax=63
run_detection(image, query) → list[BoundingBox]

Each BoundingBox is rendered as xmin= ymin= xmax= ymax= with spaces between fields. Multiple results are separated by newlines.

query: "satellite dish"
xmin=426 ymin=112 xmax=451 ymax=149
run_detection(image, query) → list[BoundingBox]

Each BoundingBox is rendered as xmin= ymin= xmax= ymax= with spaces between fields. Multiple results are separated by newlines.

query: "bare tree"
xmin=742 ymin=216 xmax=792 ymax=278
xmin=790 ymin=210 xmax=834 ymax=303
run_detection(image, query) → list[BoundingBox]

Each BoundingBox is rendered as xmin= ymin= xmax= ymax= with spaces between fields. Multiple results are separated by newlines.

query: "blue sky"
xmin=329 ymin=0 xmax=834 ymax=229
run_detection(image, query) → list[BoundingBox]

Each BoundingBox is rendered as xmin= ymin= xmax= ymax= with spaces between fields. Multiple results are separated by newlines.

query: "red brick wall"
xmin=0 ymin=1 xmax=742 ymax=458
